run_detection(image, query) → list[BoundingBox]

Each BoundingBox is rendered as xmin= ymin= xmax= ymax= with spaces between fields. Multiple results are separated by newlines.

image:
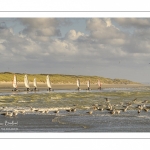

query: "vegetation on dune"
xmin=0 ymin=72 xmax=139 ymax=84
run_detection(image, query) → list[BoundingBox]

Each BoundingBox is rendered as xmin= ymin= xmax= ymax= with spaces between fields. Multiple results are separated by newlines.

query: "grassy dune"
xmin=0 ymin=72 xmax=139 ymax=84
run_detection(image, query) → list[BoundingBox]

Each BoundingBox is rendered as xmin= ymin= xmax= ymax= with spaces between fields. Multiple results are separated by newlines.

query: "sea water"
xmin=0 ymin=86 xmax=150 ymax=132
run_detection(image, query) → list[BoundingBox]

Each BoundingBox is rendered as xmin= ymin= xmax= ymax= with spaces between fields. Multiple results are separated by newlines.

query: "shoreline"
xmin=0 ymin=82 xmax=148 ymax=91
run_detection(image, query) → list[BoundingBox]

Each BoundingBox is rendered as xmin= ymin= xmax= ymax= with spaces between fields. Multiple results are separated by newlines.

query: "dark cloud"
xmin=0 ymin=22 xmax=7 ymax=29
xmin=18 ymin=18 xmax=62 ymax=40
xmin=1 ymin=18 xmax=150 ymax=82
xmin=113 ymin=18 xmax=150 ymax=28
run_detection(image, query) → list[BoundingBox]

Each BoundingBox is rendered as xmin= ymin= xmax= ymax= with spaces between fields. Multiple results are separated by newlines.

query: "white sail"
xmin=33 ymin=78 xmax=37 ymax=88
xmin=98 ymin=80 xmax=101 ymax=87
xmin=46 ymin=75 xmax=51 ymax=88
xmin=12 ymin=74 xmax=17 ymax=88
xmin=24 ymin=74 xmax=30 ymax=88
xmin=77 ymin=79 xmax=80 ymax=87
xmin=87 ymin=80 xmax=90 ymax=88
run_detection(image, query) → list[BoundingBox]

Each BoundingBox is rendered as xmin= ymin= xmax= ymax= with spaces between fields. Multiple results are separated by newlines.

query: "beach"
xmin=0 ymin=81 xmax=145 ymax=91
xmin=1 ymin=82 xmax=150 ymax=132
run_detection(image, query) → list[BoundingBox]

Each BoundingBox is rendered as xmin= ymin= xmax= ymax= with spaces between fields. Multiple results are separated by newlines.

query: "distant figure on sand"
xmin=46 ymin=75 xmax=53 ymax=91
xmin=77 ymin=79 xmax=80 ymax=90
xmin=24 ymin=74 xmax=30 ymax=91
xmin=12 ymin=74 xmax=18 ymax=91
xmin=98 ymin=79 xmax=101 ymax=90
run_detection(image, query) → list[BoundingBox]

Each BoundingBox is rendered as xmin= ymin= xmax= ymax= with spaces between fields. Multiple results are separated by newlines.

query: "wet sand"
xmin=1 ymin=83 xmax=150 ymax=132
xmin=0 ymin=82 xmax=146 ymax=92
xmin=1 ymin=110 xmax=150 ymax=132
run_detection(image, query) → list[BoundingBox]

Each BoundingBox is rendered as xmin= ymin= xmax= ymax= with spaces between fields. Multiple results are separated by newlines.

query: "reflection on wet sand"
xmin=1 ymin=85 xmax=150 ymax=132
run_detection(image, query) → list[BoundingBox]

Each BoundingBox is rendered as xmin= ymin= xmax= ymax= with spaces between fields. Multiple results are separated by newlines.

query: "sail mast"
xmin=33 ymin=78 xmax=37 ymax=88
xmin=24 ymin=74 xmax=30 ymax=88
xmin=98 ymin=79 xmax=101 ymax=90
xmin=46 ymin=75 xmax=51 ymax=88
xmin=77 ymin=79 xmax=80 ymax=87
xmin=13 ymin=74 xmax=17 ymax=89
xmin=77 ymin=79 xmax=80 ymax=90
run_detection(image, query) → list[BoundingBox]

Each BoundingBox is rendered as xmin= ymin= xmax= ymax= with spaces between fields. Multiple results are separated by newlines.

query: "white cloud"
xmin=0 ymin=43 xmax=5 ymax=52
xmin=113 ymin=18 xmax=150 ymax=28
xmin=0 ymin=39 xmax=6 ymax=44
xmin=65 ymin=30 xmax=84 ymax=40
xmin=1 ymin=18 xmax=150 ymax=82
xmin=48 ymin=39 xmax=78 ymax=55
xmin=19 ymin=18 xmax=62 ymax=39
xmin=86 ymin=18 xmax=125 ymax=41
xmin=104 ymin=18 xmax=112 ymax=27
xmin=1 ymin=18 xmax=150 ymax=62
xmin=20 ymin=18 xmax=58 ymax=28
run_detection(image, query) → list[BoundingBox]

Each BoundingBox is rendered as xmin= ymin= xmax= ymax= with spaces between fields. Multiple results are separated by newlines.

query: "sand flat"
xmin=0 ymin=82 xmax=146 ymax=91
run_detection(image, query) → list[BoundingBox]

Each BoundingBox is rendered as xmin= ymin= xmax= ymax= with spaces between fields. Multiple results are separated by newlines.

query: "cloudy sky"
xmin=0 ymin=18 xmax=150 ymax=83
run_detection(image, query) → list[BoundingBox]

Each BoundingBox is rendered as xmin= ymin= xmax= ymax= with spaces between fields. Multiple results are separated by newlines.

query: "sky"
xmin=0 ymin=18 xmax=150 ymax=83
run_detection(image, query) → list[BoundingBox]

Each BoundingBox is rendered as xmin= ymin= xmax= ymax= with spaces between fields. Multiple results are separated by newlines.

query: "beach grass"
xmin=0 ymin=72 xmax=139 ymax=84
